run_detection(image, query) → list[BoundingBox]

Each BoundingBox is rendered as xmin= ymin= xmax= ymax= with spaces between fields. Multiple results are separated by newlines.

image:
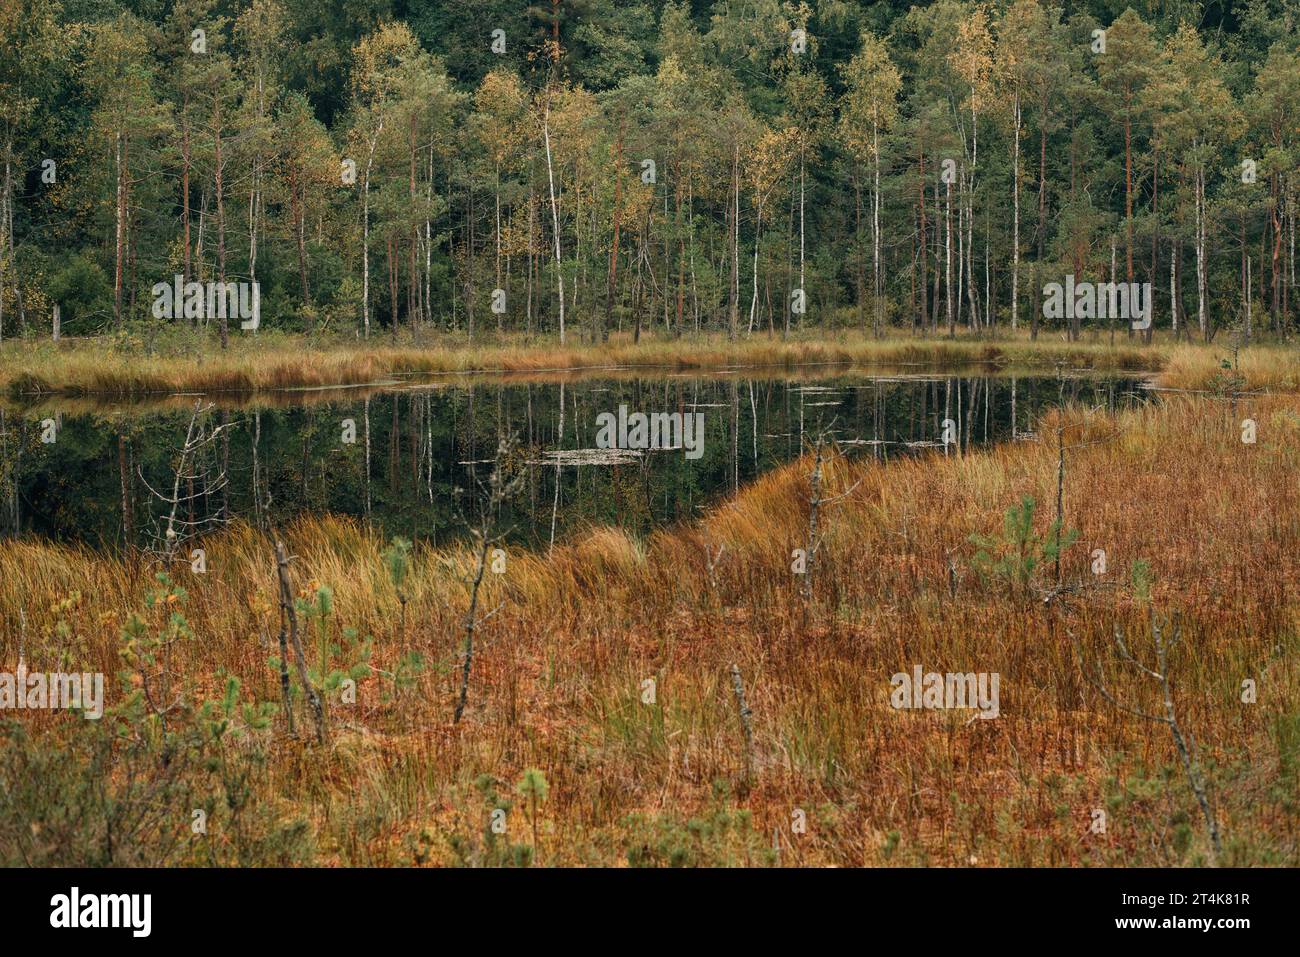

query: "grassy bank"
xmin=1 ymin=391 xmax=1296 ymax=866
xmin=3 ymin=329 xmax=1296 ymax=397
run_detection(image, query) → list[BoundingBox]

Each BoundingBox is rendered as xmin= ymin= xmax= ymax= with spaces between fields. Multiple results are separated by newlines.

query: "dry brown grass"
xmin=0 ymin=335 xmax=980 ymax=396
xmin=8 ymin=328 xmax=1292 ymax=399
xmin=1158 ymin=342 xmax=1300 ymax=393
xmin=1 ymin=392 xmax=1297 ymax=866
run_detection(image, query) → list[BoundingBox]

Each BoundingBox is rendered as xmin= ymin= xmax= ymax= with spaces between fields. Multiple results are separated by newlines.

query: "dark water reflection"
xmin=0 ymin=371 xmax=1150 ymax=551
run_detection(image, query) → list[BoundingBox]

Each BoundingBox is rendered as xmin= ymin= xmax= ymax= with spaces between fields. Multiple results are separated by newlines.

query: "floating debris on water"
xmin=529 ymin=448 xmax=646 ymax=466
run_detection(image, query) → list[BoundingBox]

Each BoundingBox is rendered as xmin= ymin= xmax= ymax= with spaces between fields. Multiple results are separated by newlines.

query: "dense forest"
xmin=0 ymin=0 xmax=1297 ymax=346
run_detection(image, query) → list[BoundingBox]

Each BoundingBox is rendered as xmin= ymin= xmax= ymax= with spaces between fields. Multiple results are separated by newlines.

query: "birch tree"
xmin=839 ymin=31 xmax=900 ymax=337
xmin=349 ymin=23 xmax=419 ymax=338
xmin=995 ymin=0 xmax=1045 ymax=332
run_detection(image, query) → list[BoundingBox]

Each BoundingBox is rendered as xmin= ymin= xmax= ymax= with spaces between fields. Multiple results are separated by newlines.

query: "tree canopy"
xmin=0 ymin=0 xmax=1297 ymax=345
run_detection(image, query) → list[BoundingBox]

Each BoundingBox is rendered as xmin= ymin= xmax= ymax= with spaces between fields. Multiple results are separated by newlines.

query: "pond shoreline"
xmin=6 ymin=333 xmax=1296 ymax=401
xmin=2 ymin=370 xmax=1148 ymax=549
xmin=0 ymin=363 xmax=1159 ymax=416
xmin=7 ymin=331 xmax=1280 ymax=399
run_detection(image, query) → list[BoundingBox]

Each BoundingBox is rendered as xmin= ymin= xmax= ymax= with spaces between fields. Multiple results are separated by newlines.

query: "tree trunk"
xmin=1124 ymin=97 xmax=1134 ymax=340
xmin=543 ymin=96 xmax=565 ymax=344
xmin=1195 ymin=152 xmax=1207 ymax=339
xmin=749 ymin=200 xmax=763 ymax=336
xmin=1011 ymin=93 xmax=1021 ymax=332
xmin=114 ymin=132 xmax=126 ymax=330
xmin=945 ymin=177 xmax=953 ymax=337
xmin=1033 ymin=117 xmax=1046 ymax=341
xmin=289 ymin=162 xmax=309 ymax=302
xmin=604 ymin=121 xmax=624 ymax=344
xmin=872 ymin=117 xmax=882 ymax=337
xmin=182 ymin=97 xmax=192 ymax=287
xmin=362 ymin=123 xmax=383 ymax=339
xmin=798 ymin=145 xmax=805 ymax=327
xmin=215 ymin=94 xmax=228 ymax=349
xmin=917 ymin=149 xmax=927 ymax=334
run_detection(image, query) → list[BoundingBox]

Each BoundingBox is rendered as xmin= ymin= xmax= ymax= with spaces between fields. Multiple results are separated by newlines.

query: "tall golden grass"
xmin=1 ymin=392 xmax=1297 ymax=865
xmin=6 ymin=329 xmax=1293 ymax=398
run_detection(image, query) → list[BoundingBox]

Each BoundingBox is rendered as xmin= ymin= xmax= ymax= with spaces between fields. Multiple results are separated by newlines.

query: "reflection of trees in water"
xmin=0 ymin=374 xmax=1147 ymax=549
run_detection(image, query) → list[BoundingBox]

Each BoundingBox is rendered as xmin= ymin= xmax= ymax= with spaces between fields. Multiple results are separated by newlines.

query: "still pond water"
xmin=0 ymin=369 xmax=1150 ymax=551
